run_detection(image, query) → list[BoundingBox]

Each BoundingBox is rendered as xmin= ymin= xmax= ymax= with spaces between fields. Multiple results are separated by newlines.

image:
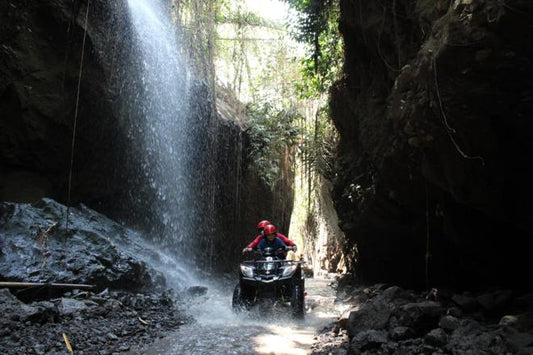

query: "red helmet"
xmin=257 ymin=220 xmax=271 ymax=230
xmin=263 ymin=224 xmax=277 ymax=236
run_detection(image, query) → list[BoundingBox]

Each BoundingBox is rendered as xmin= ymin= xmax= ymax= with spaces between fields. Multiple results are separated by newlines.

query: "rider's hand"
xmin=242 ymin=247 xmax=252 ymax=254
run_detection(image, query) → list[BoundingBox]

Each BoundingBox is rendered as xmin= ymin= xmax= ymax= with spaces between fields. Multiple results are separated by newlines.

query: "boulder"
xmin=446 ymin=307 xmax=463 ymax=318
xmin=424 ymin=328 xmax=448 ymax=347
xmin=439 ymin=315 xmax=461 ymax=331
xmin=508 ymin=332 xmax=533 ymax=349
xmin=351 ymin=330 xmax=388 ymax=351
xmin=0 ymin=199 xmax=167 ymax=293
xmin=451 ymin=294 xmax=478 ymax=312
xmin=0 ymin=288 xmax=39 ymax=322
xmin=500 ymin=315 xmax=520 ymax=327
xmin=338 ymin=306 xmax=359 ymax=330
xmin=347 ymin=300 xmax=393 ymax=337
xmin=446 ymin=319 xmax=516 ymax=353
xmin=394 ymin=301 xmax=444 ymax=335
xmin=476 ymin=290 xmax=512 ymax=311
xmin=514 ymin=293 xmax=533 ymax=308
xmin=390 ymin=326 xmax=415 ymax=341
xmin=58 ymin=298 xmax=88 ymax=315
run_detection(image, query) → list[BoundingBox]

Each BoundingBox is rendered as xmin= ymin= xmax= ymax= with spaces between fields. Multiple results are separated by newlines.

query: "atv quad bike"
xmin=232 ymin=247 xmax=305 ymax=318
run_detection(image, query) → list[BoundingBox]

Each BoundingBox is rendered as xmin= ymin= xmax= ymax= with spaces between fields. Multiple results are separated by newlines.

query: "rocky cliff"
xmin=0 ymin=0 xmax=293 ymax=272
xmin=330 ymin=0 xmax=533 ymax=289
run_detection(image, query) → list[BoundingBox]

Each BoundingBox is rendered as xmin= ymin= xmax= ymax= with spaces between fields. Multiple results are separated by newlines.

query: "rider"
xmin=256 ymin=224 xmax=287 ymax=253
xmin=242 ymin=222 xmax=297 ymax=254
xmin=257 ymin=220 xmax=271 ymax=236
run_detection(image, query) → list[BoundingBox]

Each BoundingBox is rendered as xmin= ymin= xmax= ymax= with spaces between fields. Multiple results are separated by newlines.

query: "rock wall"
xmin=0 ymin=0 xmax=293 ymax=273
xmin=330 ymin=0 xmax=533 ymax=289
xmin=300 ymin=174 xmax=354 ymax=277
xmin=0 ymin=0 xmax=119 ymax=204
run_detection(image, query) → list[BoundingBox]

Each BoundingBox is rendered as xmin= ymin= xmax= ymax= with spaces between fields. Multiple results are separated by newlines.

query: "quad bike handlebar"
xmin=242 ymin=246 xmax=297 ymax=254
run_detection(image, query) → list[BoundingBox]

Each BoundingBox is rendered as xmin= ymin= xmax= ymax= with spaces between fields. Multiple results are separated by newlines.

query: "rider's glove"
xmin=242 ymin=247 xmax=252 ymax=254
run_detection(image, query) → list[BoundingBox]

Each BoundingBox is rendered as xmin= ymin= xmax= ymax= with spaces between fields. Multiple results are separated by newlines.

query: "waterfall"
xmin=123 ymin=0 xmax=209 ymax=261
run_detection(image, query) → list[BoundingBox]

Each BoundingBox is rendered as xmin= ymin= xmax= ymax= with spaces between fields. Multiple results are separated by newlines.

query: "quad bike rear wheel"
xmin=291 ymin=283 xmax=304 ymax=318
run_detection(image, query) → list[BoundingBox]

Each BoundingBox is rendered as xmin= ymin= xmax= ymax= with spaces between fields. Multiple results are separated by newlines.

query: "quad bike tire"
xmin=232 ymin=283 xmax=247 ymax=313
xmin=291 ymin=283 xmax=304 ymax=318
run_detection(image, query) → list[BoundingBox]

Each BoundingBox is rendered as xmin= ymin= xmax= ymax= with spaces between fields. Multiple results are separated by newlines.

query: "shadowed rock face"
xmin=0 ymin=0 xmax=130 ymax=209
xmin=330 ymin=0 xmax=533 ymax=289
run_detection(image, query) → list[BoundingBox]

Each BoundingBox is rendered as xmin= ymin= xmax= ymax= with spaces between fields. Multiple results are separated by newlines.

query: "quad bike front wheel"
xmin=232 ymin=284 xmax=247 ymax=313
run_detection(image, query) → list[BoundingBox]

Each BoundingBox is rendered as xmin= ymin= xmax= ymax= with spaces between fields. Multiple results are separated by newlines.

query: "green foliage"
xmin=285 ymin=0 xmax=343 ymax=97
xmin=298 ymin=105 xmax=338 ymax=178
xmin=285 ymin=0 xmax=342 ymax=185
xmin=213 ymin=0 xmax=341 ymax=189
xmin=214 ymin=0 xmax=296 ymax=104
xmin=216 ymin=9 xmax=281 ymax=31
xmin=246 ymin=102 xmax=300 ymax=187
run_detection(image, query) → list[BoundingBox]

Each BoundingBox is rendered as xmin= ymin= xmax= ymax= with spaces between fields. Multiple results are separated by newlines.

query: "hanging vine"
xmin=170 ymin=0 xmax=218 ymax=83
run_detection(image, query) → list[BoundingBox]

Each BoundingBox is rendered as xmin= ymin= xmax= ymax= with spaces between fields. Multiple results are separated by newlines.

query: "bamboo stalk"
xmin=0 ymin=282 xmax=95 ymax=290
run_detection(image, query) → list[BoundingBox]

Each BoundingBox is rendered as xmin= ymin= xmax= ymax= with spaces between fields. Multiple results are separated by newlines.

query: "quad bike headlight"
xmin=240 ymin=265 xmax=254 ymax=278
xmin=282 ymin=264 xmax=297 ymax=277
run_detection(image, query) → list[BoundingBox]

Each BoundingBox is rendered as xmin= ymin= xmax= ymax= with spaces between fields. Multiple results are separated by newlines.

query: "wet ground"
xmin=133 ymin=278 xmax=351 ymax=355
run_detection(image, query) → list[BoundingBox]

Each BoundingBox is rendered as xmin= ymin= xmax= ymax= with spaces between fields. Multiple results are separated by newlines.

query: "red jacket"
xmin=247 ymin=232 xmax=295 ymax=249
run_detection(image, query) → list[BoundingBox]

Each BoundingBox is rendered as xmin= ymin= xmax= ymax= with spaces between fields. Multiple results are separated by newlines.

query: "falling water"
xmin=124 ymin=0 xmax=207 ymax=260
xmin=113 ymin=2 xmax=354 ymax=352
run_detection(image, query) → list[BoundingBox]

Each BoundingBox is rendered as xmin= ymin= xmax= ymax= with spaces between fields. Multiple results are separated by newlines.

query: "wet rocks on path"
xmin=311 ymin=281 xmax=533 ymax=354
xmin=0 ymin=287 xmax=186 ymax=355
